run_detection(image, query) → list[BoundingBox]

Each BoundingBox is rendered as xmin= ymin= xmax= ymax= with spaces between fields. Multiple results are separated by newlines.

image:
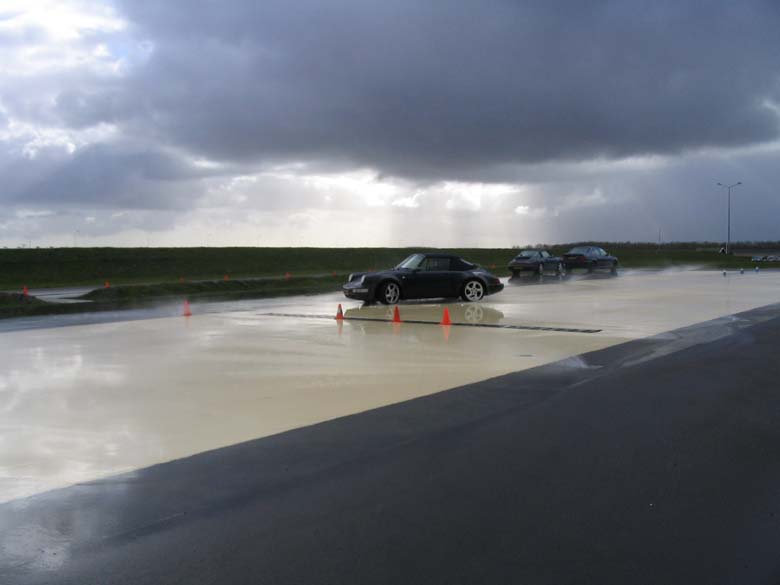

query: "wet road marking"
xmin=261 ymin=312 xmax=602 ymax=333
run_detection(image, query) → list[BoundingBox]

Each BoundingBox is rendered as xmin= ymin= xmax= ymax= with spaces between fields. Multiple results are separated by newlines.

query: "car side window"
xmin=541 ymin=251 xmax=549 ymax=258
xmin=422 ymin=257 xmax=451 ymax=271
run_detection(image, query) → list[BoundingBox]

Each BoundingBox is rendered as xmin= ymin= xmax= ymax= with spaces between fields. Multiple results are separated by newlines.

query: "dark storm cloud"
xmin=19 ymin=143 xmax=207 ymax=209
xmin=103 ymin=0 xmax=780 ymax=179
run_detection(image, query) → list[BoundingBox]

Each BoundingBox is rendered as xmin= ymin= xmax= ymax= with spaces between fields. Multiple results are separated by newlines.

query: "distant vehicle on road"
xmin=563 ymin=246 xmax=619 ymax=274
xmin=343 ymin=253 xmax=504 ymax=304
xmin=751 ymin=255 xmax=766 ymax=262
xmin=507 ymin=249 xmax=565 ymax=277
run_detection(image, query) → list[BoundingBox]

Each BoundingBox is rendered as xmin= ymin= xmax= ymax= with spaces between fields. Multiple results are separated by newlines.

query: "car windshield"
xmin=396 ymin=254 xmax=425 ymax=269
xmin=515 ymin=250 xmax=537 ymax=258
xmin=568 ymin=247 xmax=590 ymax=254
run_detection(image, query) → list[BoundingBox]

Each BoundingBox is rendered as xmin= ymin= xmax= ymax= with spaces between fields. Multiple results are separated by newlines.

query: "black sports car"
xmin=562 ymin=246 xmax=619 ymax=273
xmin=343 ymin=253 xmax=504 ymax=304
xmin=507 ymin=249 xmax=565 ymax=277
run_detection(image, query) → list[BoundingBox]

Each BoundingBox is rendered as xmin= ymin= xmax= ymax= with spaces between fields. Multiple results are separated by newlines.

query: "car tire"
xmin=378 ymin=281 xmax=401 ymax=305
xmin=461 ymin=279 xmax=485 ymax=302
xmin=510 ymin=270 xmax=518 ymax=278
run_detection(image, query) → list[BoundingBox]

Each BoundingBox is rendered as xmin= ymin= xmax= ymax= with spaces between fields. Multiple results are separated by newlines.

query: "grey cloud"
xmin=19 ymin=143 xmax=207 ymax=209
xmin=2 ymin=0 xmax=780 ymax=246
xmin=103 ymin=0 xmax=780 ymax=179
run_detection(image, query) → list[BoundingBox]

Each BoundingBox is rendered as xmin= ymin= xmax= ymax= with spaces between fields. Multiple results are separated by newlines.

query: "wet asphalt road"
xmin=2 ymin=304 xmax=780 ymax=585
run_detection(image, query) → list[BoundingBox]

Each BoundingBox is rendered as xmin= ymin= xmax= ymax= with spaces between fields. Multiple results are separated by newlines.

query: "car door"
xmin=540 ymin=250 xmax=556 ymax=270
xmin=596 ymin=248 xmax=610 ymax=268
xmin=405 ymin=257 xmax=452 ymax=298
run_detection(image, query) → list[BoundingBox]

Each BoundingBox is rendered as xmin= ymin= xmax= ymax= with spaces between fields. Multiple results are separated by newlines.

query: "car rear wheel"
xmin=378 ymin=281 xmax=401 ymax=305
xmin=461 ymin=280 xmax=485 ymax=302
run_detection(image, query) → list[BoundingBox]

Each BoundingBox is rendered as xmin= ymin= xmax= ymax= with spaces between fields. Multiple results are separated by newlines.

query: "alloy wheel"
xmin=463 ymin=280 xmax=485 ymax=302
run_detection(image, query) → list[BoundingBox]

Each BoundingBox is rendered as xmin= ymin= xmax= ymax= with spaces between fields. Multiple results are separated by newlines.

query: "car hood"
xmin=347 ymin=269 xmax=399 ymax=282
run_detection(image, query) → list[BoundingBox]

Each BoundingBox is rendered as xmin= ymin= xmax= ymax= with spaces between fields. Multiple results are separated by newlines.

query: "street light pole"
xmin=716 ymin=181 xmax=742 ymax=254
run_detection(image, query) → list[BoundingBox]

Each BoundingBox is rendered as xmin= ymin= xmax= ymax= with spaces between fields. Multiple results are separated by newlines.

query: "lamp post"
xmin=716 ymin=181 xmax=742 ymax=254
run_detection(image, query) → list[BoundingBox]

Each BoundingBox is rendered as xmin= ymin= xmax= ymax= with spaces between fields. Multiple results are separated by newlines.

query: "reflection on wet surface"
xmin=507 ymin=271 xmax=619 ymax=285
xmin=1 ymin=269 xmax=780 ymax=503
xmin=345 ymin=302 xmax=505 ymax=325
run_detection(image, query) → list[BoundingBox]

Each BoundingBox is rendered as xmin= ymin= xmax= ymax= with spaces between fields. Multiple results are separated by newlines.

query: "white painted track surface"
xmin=1 ymin=269 xmax=779 ymax=502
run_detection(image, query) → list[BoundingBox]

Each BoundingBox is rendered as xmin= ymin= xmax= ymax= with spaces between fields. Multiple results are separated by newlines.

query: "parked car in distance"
xmin=563 ymin=246 xmax=619 ymax=273
xmin=343 ymin=253 xmax=504 ymax=304
xmin=507 ymin=249 xmax=565 ymax=277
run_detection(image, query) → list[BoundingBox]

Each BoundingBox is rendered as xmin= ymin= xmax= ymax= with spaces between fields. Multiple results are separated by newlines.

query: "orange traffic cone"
xmin=335 ymin=304 xmax=344 ymax=321
xmin=440 ymin=307 xmax=452 ymax=326
xmin=183 ymin=299 xmax=192 ymax=317
xmin=104 ymin=280 xmax=110 ymax=288
xmin=284 ymin=271 xmax=292 ymax=280
xmin=22 ymin=285 xmax=28 ymax=298
xmin=332 ymin=271 xmax=337 ymax=277
xmin=223 ymin=274 xmax=229 ymax=281
xmin=392 ymin=305 xmax=402 ymax=323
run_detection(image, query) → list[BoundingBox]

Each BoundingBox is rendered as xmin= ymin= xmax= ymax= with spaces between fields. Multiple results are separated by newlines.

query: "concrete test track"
xmin=1 ymin=269 xmax=779 ymax=583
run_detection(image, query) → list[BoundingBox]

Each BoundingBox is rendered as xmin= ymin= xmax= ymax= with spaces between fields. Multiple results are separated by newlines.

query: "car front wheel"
xmin=378 ymin=281 xmax=401 ymax=304
xmin=461 ymin=280 xmax=485 ymax=302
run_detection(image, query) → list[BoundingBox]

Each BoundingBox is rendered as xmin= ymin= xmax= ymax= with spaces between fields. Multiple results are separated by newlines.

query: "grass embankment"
xmin=0 ymin=274 xmax=347 ymax=320
xmin=0 ymin=244 xmax=775 ymax=319
xmin=0 ymin=244 xmax=770 ymax=290
xmin=0 ymin=292 xmax=51 ymax=318
xmin=79 ymin=275 xmax=346 ymax=303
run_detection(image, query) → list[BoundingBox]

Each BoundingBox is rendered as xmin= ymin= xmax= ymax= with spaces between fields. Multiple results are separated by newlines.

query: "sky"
xmin=1 ymin=0 xmax=779 ymax=248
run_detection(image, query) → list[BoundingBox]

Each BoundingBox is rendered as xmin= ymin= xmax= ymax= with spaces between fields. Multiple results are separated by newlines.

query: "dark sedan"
xmin=563 ymin=246 xmax=619 ymax=273
xmin=343 ymin=253 xmax=504 ymax=304
xmin=507 ymin=249 xmax=565 ymax=277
